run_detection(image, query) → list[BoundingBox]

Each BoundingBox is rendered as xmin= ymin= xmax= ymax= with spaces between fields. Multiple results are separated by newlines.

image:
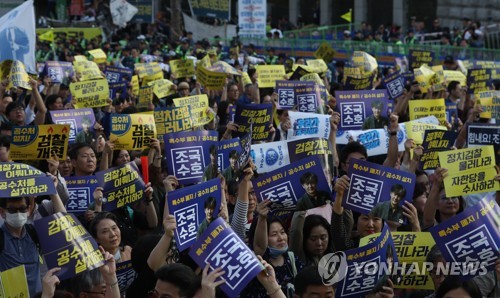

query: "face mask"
xmin=268 ymin=245 xmax=288 ymax=258
xmin=6 ymin=212 xmax=28 ymax=228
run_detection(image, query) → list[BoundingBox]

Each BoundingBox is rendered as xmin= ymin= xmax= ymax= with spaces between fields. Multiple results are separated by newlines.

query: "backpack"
xmin=0 ymin=224 xmax=41 ymax=253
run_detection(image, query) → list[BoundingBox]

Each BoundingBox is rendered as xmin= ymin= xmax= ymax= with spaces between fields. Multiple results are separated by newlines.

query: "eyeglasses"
xmin=6 ymin=206 xmax=28 ymax=213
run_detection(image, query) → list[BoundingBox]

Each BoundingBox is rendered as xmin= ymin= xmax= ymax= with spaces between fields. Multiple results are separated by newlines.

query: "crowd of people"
xmin=1 ymin=9 xmax=500 ymax=298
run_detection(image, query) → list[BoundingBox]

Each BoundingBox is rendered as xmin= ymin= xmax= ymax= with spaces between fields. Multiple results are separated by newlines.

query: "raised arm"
xmin=30 ymin=79 xmax=47 ymax=125
xmin=253 ymin=200 xmax=271 ymax=256
xmin=382 ymin=113 xmax=399 ymax=167
xmin=329 ymin=111 xmax=340 ymax=168
xmin=147 ymin=214 xmax=176 ymax=272
xmin=423 ymin=167 xmax=447 ymax=228
xmin=230 ymin=167 xmax=253 ymax=240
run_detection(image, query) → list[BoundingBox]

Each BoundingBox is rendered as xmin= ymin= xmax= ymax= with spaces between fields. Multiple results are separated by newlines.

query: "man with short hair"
xmin=445 ymin=80 xmax=465 ymax=130
xmin=69 ymin=143 xmax=97 ymax=176
xmin=150 ymin=263 xmax=197 ymax=298
xmin=294 ymin=265 xmax=336 ymax=298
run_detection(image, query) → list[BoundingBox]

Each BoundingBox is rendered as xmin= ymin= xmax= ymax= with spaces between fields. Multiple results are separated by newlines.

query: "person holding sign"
xmin=5 ymin=79 xmax=47 ymax=126
xmin=89 ymin=212 xmax=132 ymax=263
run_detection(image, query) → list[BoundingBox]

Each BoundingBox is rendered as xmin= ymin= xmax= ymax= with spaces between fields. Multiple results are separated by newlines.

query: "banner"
xmin=34 ymin=212 xmax=105 ymax=281
xmin=43 ymin=61 xmax=74 ymax=84
xmin=0 ymin=265 xmax=29 ymax=297
xmin=429 ymin=196 xmax=500 ymax=279
xmin=167 ymin=178 xmax=222 ymax=251
xmin=287 ymin=111 xmax=330 ymax=140
xmin=336 ymin=90 xmax=389 ymax=130
xmin=467 ymin=123 xmax=500 ymax=148
xmin=343 ymin=158 xmax=416 ymax=223
xmin=105 ymin=66 xmax=132 ymax=83
xmin=173 ymin=94 xmax=213 ymax=127
xmin=253 ymin=156 xmax=332 ymax=211
xmin=467 ymin=68 xmax=491 ymax=95
xmin=109 ymin=113 xmax=156 ymax=150
xmin=10 ymin=124 xmax=70 ymax=160
xmin=189 ymin=217 xmax=264 ymax=297
xmin=359 ymin=232 xmax=435 ymax=290
xmin=0 ymin=0 xmax=36 ymax=74
xmin=384 ymin=70 xmax=405 ymax=99
xmin=50 ymin=108 xmax=95 ymax=144
xmin=196 ymin=65 xmax=226 ymax=90
xmin=314 ymin=42 xmax=336 ymax=63
xmin=36 ymin=27 xmax=103 ymax=40
xmin=170 ymin=59 xmax=195 ymax=78
xmin=96 ymin=162 xmax=146 ymax=211
xmin=189 ymin=0 xmax=229 ymax=20
xmin=408 ymin=98 xmax=446 ymax=125
xmin=164 ymin=130 xmax=218 ymax=185
xmin=234 ymin=103 xmax=272 ymax=141
xmin=71 ymin=79 xmax=110 ymax=109
xmin=420 ymin=130 xmax=457 ymax=170
xmin=408 ymin=50 xmax=434 ymax=69
xmin=345 ymin=124 xmax=407 ymax=156
xmin=217 ymin=137 xmax=242 ymax=172
xmin=256 ymin=65 xmax=285 ymax=88
xmin=250 ymin=140 xmax=290 ymax=173
xmin=65 ymin=176 xmax=98 ymax=214
xmin=336 ymin=225 xmax=398 ymax=298
xmin=438 ymin=146 xmax=499 ymax=197
xmin=238 ymin=0 xmax=266 ymax=38
xmin=116 ymin=261 xmax=137 ymax=294
xmin=154 ymin=106 xmax=192 ymax=140
xmin=0 ymin=162 xmax=56 ymax=197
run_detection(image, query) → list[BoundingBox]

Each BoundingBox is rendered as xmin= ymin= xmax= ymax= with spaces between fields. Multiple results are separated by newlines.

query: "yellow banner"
xmin=173 ymin=94 xmax=214 ymax=126
xmin=443 ymin=70 xmax=466 ymax=86
xmin=8 ymin=60 xmax=31 ymax=90
xmin=131 ymin=75 xmax=139 ymax=96
xmin=170 ymin=59 xmax=195 ymax=78
xmin=36 ymin=27 xmax=103 ymax=41
xmin=137 ymin=85 xmax=153 ymax=109
xmin=314 ymin=42 xmax=336 ymax=63
xmin=154 ymin=106 xmax=193 ymax=138
xmin=306 ymin=59 xmax=328 ymax=74
xmin=73 ymin=60 xmax=103 ymax=81
xmin=443 ymin=166 xmax=499 ymax=197
xmin=196 ymin=66 xmax=226 ymax=90
xmin=256 ymin=65 xmax=285 ymax=88
xmin=110 ymin=113 xmax=157 ymax=150
xmin=405 ymin=122 xmax=447 ymax=145
xmin=88 ymin=49 xmax=107 ymax=64
xmin=10 ymin=125 xmax=70 ymax=160
xmin=360 ymin=232 xmax=435 ymax=290
xmin=148 ymin=79 xmax=175 ymax=98
xmin=0 ymin=265 xmax=29 ymax=298
xmin=70 ymin=79 xmax=110 ymax=109
xmin=438 ymin=146 xmax=495 ymax=174
xmin=134 ymin=63 xmax=162 ymax=79
xmin=409 ymin=99 xmax=446 ymax=125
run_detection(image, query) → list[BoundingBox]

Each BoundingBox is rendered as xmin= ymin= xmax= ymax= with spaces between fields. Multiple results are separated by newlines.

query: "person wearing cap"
xmin=6 ymin=79 xmax=47 ymax=126
xmin=343 ymin=30 xmax=352 ymax=40
xmin=362 ymin=100 xmax=389 ymax=130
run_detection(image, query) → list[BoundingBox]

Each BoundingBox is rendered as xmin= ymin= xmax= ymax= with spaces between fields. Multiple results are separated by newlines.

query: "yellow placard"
xmin=300 ymin=73 xmax=325 ymax=86
xmin=438 ymin=146 xmax=495 ymax=173
xmin=443 ymin=70 xmax=466 ymax=86
xmin=170 ymin=59 xmax=195 ymax=78
xmin=209 ymin=61 xmax=241 ymax=76
xmin=173 ymin=94 xmax=214 ymax=127
xmin=477 ymin=91 xmax=500 ymax=118
xmin=256 ymin=65 xmax=285 ymax=88
xmin=10 ymin=125 xmax=70 ymax=160
xmin=306 ymin=59 xmax=328 ymax=74
xmin=134 ymin=63 xmax=162 ymax=79
xmin=131 ymin=75 xmax=139 ymax=96
xmin=443 ymin=166 xmax=499 ymax=197
xmin=414 ymin=64 xmax=438 ymax=93
xmin=405 ymin=122 xmax=447 ymax=145
xmin=70 ymin=79 xmax=110 ymax=109
xmin=196 ymin=66 xmax=226 ymax=90
xmin=351 ymin=51 xmax=378 ymax=74
xmin=0 ymin=265 xmax=29 ymax=298
xmin=409 ymin=99 xmax=446 ymax=125
xmin=154 ymin=106 xmax=193 ymax=139
xmin=430 ymin=65 xmax=445 ymax=91
xmin=8 ymin=60 xmax=31 ymax=90
xmin=314 ymin=42 xmax=336 ymax=63
xmin=141 ymin=71 xmax=164 ymax=86
xmin=148 ymin=79 xmax=175 ymax=98
xmin=110 ymin=113 xmax=157 ymax=150
xmin=197 ymin=55 xmax=212 ymax=69
xmin=360 ymin=232 xmax=435 ymax=290
xmin=74 ymin=55 xmax=87 ymax=62
xmin=73 ymin=60 xmax=103 ymax=81
xmin=36 ymin=27 xmax=103 ymax=41
xmin=241 ymin=71 xmax=252 ymax=86
xmin=137 ymin=85 xmax=153 ymax=109
xmin=88 ymin=49 xmax=107 ymax=64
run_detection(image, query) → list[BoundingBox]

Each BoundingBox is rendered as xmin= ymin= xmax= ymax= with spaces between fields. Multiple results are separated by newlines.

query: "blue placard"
xmin=217 ymin=137 xmax=242 ymax=172
xmin=295 ymin=81 xmax=322 ymax=113
xmin=105 ymin=66 xmax=133 ymax=83
xmin=50 ymin=108 xmax=95 ymax=144
xmin=466 ymin=68 xmax=492 ymax=95
xmin=189 ymin=218 xmax=264 ymax=297
xmin=95 ymin=162 xmax=146 ymax=211
xmin=343 ymin=159 xmax=416 ymax=224
xmin=65 ymin=176 xmax=98 ymax=214
xmin=467 ymin=123 xmax=500 ymax=148
xmin=420 ymin=130 xmax=457 ymax=170
xmin=42 ymin=61 xmax=75 ymax=84
xmin=253 ymin=155 xmax=332 ymax=211
xmin=164 ymin=130 xmax=218 ymax=185
xmin=167 ymin=178 xmax=222 ymax=252
xmin=0 ymin=162 xmax=56 ymax=198
xmin=335 ymin=90 xmax=389 ymax=130
xmin=429 ymin=196 xmax=500 ymax=279
xmin=383 ymin=70 xmax=405 ymax=99
xmin=234 ymin=103 xmax=272 ymax=141
xmin=116 ymin=260 xmax=137 ymax=293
